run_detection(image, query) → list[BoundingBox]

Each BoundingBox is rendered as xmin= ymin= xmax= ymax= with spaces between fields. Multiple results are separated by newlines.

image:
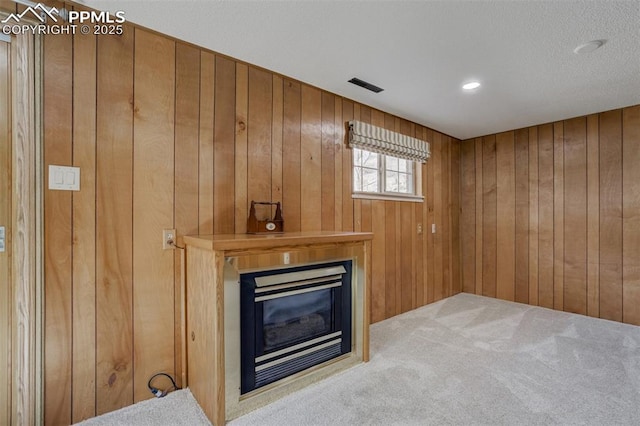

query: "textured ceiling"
xmin=79 ymin=0 xmax=640 ymax=140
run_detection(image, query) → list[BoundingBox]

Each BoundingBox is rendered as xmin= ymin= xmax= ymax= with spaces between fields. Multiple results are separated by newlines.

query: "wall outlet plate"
xmin=163 ymin=229 xmax=176 ymax=250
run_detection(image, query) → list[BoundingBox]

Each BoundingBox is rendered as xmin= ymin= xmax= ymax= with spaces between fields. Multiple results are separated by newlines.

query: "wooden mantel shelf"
xmin=184 ymin=231 xmax=372 ymax=425
xmin=184 ymin=231 xmax=373 ymax=253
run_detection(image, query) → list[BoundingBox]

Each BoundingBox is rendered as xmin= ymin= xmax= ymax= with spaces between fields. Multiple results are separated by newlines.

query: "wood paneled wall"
xmin=460 ymin=105 xmax=640 ymax=324
xmin=41 ymin=22 xmax=461 ymax=425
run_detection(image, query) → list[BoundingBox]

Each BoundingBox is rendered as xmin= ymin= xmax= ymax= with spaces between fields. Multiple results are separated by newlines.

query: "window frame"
xmin=352 ymin=147 xmax=424 ymax=203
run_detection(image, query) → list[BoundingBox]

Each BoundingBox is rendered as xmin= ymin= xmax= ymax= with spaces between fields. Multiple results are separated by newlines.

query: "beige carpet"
xmin=78 ymin=293 xmax=640 ymax=425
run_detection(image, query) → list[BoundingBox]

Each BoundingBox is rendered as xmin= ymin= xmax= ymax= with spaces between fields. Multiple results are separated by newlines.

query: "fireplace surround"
xmin=184 ymin=232 xmax=372 ymax=425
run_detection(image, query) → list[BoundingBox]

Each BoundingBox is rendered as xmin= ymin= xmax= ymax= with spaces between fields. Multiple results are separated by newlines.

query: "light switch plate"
xmin=49 ymin=165 xmax=80 ymax=191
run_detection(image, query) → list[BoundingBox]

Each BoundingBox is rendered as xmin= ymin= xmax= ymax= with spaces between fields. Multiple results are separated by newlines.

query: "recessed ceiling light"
xmin=573 ymin=40 xmax=606 ymax=54
xmin=462 ymin=81 xmax=481 ymax=90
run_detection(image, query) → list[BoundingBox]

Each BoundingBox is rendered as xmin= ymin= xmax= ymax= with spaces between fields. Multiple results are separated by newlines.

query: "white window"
xmin=348 ymin=120 xmax=429 ymax=202
xmin=352 ymin=147 xmax=422 ymax=201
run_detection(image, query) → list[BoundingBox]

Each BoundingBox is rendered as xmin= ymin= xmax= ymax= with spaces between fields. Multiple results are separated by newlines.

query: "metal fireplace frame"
xmin=239 ymin=261 xmax=353 ymax=394
xmin=223 ymin=254 xmax=366 ymax=420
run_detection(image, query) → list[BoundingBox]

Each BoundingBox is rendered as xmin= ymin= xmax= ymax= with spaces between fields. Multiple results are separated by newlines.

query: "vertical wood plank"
xmin=415 ymin=168 xmax=425 ymax=306
xmin=586 ymin=114 xmax=600 ymax=318
xmin=360 ymin=105 xmax=372 ymax=130
xmin=271 ymin=75 xmax=283 ymax=208
xmin=496 ymin=131 xmax=515 ymax=301
xmin=563 ymin=117 xmax=587 ymax=315
xmin=213 ymin=56 xmax=236 ymax=234
xmin=400 ymin=202 xmax=413 ymax=313
xmin=599 ymin=109 xmax=623 ymax=321
xmin=282 ymin=79 xmax=301 ymax=232
xmin=538 ymin=124 xmax=554 ymax=308
xmin=368 ymin=110 xmax=388 ymax=321
xmin=96 ymin=28 xmax=134 ymax=415
xmin=384 ymin=201 xmax=397 ymax=318
xmin=300 ymin=86 xmax=322 ymax=231
xmin=514 ymin=128 xmax=529 ymax=304
xmin=198 ymin=52 xmax=214 ymax=234
xmin=334 ymin=97 xmax=343 ymax=231
xmin=425 ymin=129 xmax=435 ymax=303
xmin=482 ymin=135 xmax=497 ymax=298
xmin=321 ymin=92 xmax=335 ymax=230
xmin=450 ymin=138 xmax=461 ymax=295
xmin=371 ymin=201 xmax=386 ymax=322
xmin=528 ymin=127 xmax=539 ymax=306
xmin=460 ymin=140 xmax=476 ymax=293
xmin=362 ymin=239 xmax=372 ymax=362
xmin=553 ymin=121 xmax=565 ymax=311
xmin=43 ymin=30 xmax=73 ymax=426
xmin=411 ymin=201 xmax=418 ymax=308
xmin=441 ymin=135 xmax=451 ymax=298
xmin=353 ymin=200 xmax=362 ymax=231
xmin=361 ymin=196 xmax=372 ymax=329
xmin=234 ymin=63 xmax=248 ymax=233
xmin=174 ymin=43 xmax=201 ymax=386
xmin=432 ymin=132 xmax=444 ymax=301
xmin=394 ymin=201 xmax=402 ymax=311
xmin=474 ymin=138 xmax=483 ymax=296
xmin=71 ymin=28 xmax=97 ymax=423
xmin=623 ymin=105 xmax=640 ymax=325
xmin=133 ymin=30 xmax=176 ymax=403
xmin=361 ymin=200 xmax=372 ymax=232
xmin=351 ymin=105 xmax=361 ymax=233
xmin=403 ymin=120 xmax=419 ymax=305
xmin=247 ymin=67 xmax=272 ymax=213
xmin=342 ymin=100 xmax=354 ymax=231
xmin=416 ymin=128 xmax=426 ymax=306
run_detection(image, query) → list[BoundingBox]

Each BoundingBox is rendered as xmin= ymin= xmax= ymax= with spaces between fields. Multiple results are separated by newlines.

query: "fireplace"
xmin=239 ymin=261 xmax=352 ymax=394
xmin=184 ymin=232 xmax=371 ymax=424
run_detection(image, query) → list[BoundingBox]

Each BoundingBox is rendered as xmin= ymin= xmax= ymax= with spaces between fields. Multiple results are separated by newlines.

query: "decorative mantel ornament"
xmin=247 ymin=201 xmax=284 ymax=234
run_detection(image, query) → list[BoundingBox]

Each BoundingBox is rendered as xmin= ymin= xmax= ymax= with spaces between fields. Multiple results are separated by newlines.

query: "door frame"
xmin=1 ymin=14 xmax=44 ymax=425
xmin=0 ymin=31 xmax=11 ymax=426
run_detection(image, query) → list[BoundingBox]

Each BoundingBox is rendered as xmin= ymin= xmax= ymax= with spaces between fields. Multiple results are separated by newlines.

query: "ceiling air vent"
xmin=348 ymin=77 xmax=384 ymax=93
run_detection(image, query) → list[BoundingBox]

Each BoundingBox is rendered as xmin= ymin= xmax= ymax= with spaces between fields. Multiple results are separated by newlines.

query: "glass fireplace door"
xmin=261 ymin=288 xmax=332 ymax=353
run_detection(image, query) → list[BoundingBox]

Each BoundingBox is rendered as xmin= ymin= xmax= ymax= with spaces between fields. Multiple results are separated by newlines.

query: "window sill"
xmin=352 ymin=192 xmax=424 ymax=203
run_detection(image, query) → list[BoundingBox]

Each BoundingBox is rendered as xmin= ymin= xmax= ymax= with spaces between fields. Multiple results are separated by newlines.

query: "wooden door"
xmin=0 ymin=35 xmax=12 ymax=426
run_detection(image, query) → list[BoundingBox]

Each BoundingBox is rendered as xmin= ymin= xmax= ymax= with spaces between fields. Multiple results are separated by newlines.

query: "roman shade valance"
xmin=348 ymin=120 xmax=431 ymax=163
